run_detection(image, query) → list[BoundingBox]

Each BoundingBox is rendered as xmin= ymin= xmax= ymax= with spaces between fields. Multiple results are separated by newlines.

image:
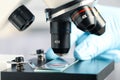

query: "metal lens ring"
xmin=71 ymin=5 xmax=96 ymax=33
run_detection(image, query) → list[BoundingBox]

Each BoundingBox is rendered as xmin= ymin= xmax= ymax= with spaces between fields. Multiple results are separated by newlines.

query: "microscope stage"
xmin=1 ymin=57 xmax=114 ymax=80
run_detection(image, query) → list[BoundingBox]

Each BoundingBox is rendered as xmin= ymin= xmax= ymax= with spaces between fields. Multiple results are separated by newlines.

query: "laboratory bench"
xmin=0 ymin=29 xmax=120 ymax=80
xmin=0 ymin=57 xmax=120 ymax=80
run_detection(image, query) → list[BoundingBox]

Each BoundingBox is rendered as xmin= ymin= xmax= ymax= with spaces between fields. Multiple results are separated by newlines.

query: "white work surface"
xmin=0 ymin=28 xmax=120 ymax=80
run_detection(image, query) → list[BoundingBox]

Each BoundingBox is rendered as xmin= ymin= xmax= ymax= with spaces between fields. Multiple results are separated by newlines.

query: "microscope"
xmin=44 ymin=0 xmax=105 ymax=56
xmin=0 ymin=0 xmax=105 ymax=59
xmin=0 ymin=0 xmax=114 ymax=80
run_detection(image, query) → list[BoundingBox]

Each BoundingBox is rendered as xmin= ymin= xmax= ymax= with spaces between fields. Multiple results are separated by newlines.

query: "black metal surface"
xmin=50 ymin=20 xmax=71 ymax=54
xmin=1 ymin=58 xmax=114 ymax=80
xmin=8 ymin=5 xmax=35 ymax=31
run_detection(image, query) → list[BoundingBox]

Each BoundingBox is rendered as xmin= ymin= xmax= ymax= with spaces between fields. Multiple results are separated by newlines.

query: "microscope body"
xmin=0 ymin=0 xmax=34 ymax=37
xmin=44 ymin=0 xmax=106 ymax=55
xmin=0 ymin=0 xmax=105 ymax=57
xmin=0 ymin=1 xmax=114 ymax=80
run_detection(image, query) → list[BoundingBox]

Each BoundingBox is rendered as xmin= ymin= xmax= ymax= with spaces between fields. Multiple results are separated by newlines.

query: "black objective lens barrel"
xmin=71 ymin=6 xmax=96 ymax=33
xmin=71 ymin=6 xmax=105 ymax=35
xmin=90 ymin=7 xmax=106 ymax=35
xmin=50 ymin=21 xmax=71 ymax=54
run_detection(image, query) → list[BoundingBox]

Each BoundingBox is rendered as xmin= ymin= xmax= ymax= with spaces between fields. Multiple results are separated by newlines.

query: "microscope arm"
xmin=0 ymin=0 xmax=34 ymax=37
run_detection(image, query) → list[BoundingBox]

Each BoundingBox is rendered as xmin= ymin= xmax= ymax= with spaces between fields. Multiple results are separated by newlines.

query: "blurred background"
xmin=0 ymin=0 xmax=120 ymax=59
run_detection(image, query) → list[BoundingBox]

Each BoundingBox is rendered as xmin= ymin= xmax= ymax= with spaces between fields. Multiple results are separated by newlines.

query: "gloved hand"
xmin=46 ymin=5 xmax=120 ymax=62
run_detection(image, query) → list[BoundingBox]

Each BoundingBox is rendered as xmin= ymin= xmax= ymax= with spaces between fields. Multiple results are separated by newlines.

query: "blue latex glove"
xmin=46 ymin=5 xmax=120 ymax=62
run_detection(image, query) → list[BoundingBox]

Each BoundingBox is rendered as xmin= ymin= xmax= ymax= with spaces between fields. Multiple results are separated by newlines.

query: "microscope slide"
xmin=34 ymin=58 xmax=79 ymax=72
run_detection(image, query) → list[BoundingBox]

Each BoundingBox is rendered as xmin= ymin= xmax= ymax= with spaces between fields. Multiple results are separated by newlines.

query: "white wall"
xmin=98 ymin=0 xmax=120 ymax=7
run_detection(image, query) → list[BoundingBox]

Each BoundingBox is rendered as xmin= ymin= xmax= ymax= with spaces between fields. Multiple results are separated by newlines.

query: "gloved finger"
xmin=45 ymin=48 xmax=59 ymax=60
xmin=74 ymin=22 xmax=120 ymax=60
xmin=74 ymin=5 xmax=120 ymax=60
xmin=74 ymin=33 xmax=112 ymax=60
xmin=70 ymin=23 xmax=86 ymax=46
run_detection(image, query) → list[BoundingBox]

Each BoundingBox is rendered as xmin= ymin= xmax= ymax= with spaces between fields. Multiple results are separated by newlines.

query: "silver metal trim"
xmin=51 ymin=0 xmax=95 ymax=19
